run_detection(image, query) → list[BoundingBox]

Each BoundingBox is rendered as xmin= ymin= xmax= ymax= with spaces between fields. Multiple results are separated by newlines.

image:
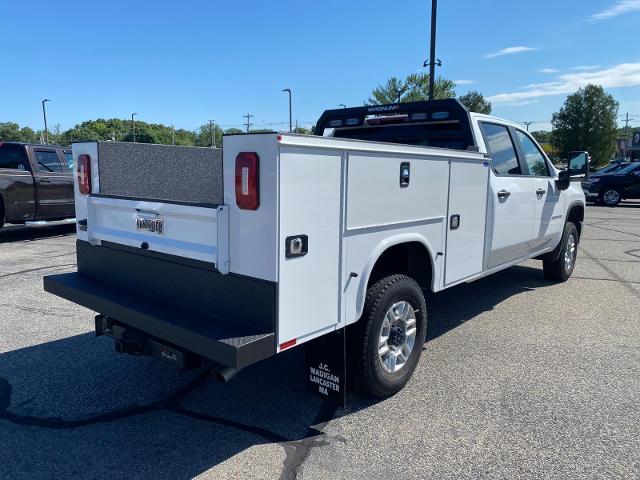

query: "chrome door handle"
xmin=38 ymin=178 xmax=52 ymax=184
xmin=497 ymin=190 xmax=511 ymax=199
xmin=536 ymin=188 xmax=546 ymax=196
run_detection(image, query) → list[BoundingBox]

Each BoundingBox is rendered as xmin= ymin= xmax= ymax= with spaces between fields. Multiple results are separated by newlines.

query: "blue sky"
xmin=2 ymin=0 xmax=639 ymax=133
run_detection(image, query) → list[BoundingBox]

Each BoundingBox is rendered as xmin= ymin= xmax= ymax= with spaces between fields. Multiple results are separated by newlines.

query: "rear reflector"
xmin=279 ymin=338 xmax=296 ymax=350
xmin=235 ymin=152 xmax=260 ymax=210
xmin=77 ymin=154 xmax=91 ymax=195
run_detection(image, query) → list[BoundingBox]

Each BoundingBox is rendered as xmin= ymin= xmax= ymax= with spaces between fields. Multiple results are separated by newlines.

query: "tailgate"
xmin=86 ymin=195 xmax=228 ymax=271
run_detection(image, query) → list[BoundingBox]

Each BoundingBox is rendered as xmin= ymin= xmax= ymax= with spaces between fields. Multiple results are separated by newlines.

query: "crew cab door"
xmin=480 ymin=122 xmax=535 ymax=268
xmin=29 ymin=147 xmax=74 ymax=219
xmin=513 ymin=129 xmax=565 ymax=251
xmin=0 ymin=143 xmax=36 ymax=222
xmin=618 ymin=163 xmax=640 ymax=198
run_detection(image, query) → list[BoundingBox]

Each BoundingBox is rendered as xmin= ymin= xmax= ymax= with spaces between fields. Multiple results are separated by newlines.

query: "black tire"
xmin=0 ymin=199 xmax=4 ymax=230
xmin=543 ymin=222 xmax=579 ymax=282
xmin=351 ymin=274 xmax=427 ymax=398
xmin=599 ymin=188 xmax=621 ymax=206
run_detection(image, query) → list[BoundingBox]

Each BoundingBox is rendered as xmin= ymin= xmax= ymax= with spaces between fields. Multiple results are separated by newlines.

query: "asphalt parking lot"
xmin=1 ymin=203 xmax=639 ymax=479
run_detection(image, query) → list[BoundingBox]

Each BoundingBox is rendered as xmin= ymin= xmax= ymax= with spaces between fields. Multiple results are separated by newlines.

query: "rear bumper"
xmin=44 ymin=272 xmax=275 ymax=369
xmin=43 ymin=240 xmax=277 ymax=369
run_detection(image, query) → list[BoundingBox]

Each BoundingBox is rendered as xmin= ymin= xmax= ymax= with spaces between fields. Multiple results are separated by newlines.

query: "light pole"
xmin=339 ymin=104 xmax=347 ymax=109
xmin=171 ymin=125 xmax=175 ymax=145
xmin=524 ymin=121 xmax=533 ymax=131
xmin=282 ymin=88 xmax=292 ymax=133
xmin=427 ymin=0 xmax=438 ymax=100
xmin=131 ymin=113 xmax=138 ymax=142
xmin=209 ymin=120 xmax=216 ymax=148
xmin=41 ymin=99 xmax=51 ymax=144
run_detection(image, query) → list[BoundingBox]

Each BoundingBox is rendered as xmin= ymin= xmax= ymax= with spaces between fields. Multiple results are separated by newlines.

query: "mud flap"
xmin=305 ymin=328 xmax=346 ymax=408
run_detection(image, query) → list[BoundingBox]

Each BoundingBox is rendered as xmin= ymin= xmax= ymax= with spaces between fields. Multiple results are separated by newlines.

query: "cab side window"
xmin=515 ymin=130 xmax=551 ymax=176
xmin=35 ymin=150 xmax=64 ymax=173
xmin=480 ymin=123 xmax=521 ymax=175
xmin=0 ymin=144 xmax=29 ymax=170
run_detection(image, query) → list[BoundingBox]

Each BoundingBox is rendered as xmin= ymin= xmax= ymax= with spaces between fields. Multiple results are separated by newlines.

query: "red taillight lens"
xmin=77 ymin=154 xmax=91 ymax=195
xmin=235 ymin=152 xmax=259 ymax=210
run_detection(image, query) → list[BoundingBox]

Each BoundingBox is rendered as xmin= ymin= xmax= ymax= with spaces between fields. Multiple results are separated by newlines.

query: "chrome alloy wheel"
xmin=564 ymin=233 xmax=577 ymax=272
xmin=378 ymin=301 xmax=417 ymax=373
xmin=603 ymin=189 xmax=620 ymax=206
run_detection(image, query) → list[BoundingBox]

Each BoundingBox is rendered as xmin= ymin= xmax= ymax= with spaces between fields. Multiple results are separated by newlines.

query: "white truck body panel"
xmin=60 ymin=106 xmax=585 ymax=370
xmin=277 ymin=146 xmax=343 ymax=346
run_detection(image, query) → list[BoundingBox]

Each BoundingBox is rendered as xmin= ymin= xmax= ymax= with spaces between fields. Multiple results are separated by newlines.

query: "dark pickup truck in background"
xmin=0 ymin=142 xmax=75 ymax=229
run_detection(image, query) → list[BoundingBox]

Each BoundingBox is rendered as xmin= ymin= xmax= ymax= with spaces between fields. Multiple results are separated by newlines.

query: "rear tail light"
xmin=77 ymin=154 xmax=91 ymax=195
xmin=235 ymin=152 xmax=259 ymax=210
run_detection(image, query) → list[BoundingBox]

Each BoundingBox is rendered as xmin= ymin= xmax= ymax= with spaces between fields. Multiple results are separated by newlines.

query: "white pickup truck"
xmin=44 ymin=100 xmax=585 ymax=398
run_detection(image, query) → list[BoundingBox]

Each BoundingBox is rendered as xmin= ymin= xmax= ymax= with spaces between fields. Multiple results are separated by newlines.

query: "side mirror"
xmin=567 ymin=151 xmax=590 ymax=180
xmin=557 ymin=170 xmax=570 ymax=191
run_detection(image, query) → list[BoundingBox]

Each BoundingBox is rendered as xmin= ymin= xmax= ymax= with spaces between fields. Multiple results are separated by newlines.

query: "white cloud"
xmin=589 ymin=0 xmax=640 ymax=20
xmin=505 ymin=100 xmax=540 ymax=107
xmin=539 ymin=68 xmax=559 ymax=74
xmin=570 ymin=65 xmax=601 ymax=71
xmin=454 ymin=79 xmax=475 ymax=85
xmin=484 ymin=46 xmax=537 ymax=59
xmin=488 ymin=63 xmax=640 ymax=104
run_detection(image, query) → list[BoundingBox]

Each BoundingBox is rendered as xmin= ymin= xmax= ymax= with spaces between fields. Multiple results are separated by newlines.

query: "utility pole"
xmin=41 ymin=99 xmax=51 ymax=144
xmin=623 ymin=112 xmax=630 ymax=157
xmin=282 ymin=88 xmax=292 ymax=133
xmin=171 ymin=125 xmax=175 ymax=145
xmin=209 ymin=120 xmax=216 ymax=147
xmin=427 ymin=0 xmax=438 ymax=101
xmin=131 ymin=113 xmax=138 ymax=142
xmin=524 ymin=121 xmax=533 ymax=131
xmin=244 ymin=113 xmax=254 ymax=133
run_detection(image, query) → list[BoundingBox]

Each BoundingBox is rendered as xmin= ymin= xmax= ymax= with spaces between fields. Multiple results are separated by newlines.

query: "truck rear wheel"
xmin=543 ymin=222 xmax=578 ymax=282
xmin=352 ymin=274 xmax=427 ymax=398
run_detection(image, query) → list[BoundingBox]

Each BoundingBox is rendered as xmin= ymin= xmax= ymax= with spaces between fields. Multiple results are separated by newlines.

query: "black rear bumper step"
xmin=44 ymin=272 xmax=275 ymax=369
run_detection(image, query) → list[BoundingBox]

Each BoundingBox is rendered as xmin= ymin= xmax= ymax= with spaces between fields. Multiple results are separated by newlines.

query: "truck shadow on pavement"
xmin=0 ymin=264 xmax=549 ymax=479
xmin=0 ymin=224 xmax=76 ymax=244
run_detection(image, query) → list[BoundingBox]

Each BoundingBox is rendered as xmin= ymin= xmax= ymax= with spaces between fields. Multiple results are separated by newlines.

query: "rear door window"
xmin=35 ymin=149 xmax=64 ymax=173
xmin=0 ymin=144 xmax=29 ymax=170
xmin=480 ymin=123 xmax=521 ymax=175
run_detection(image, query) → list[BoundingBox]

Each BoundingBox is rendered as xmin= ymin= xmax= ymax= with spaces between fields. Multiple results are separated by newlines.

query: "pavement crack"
xmin=280 ymin=400 xmax=340 ymax=480
xmin=0 ymin=369 xmax=306 ymax=449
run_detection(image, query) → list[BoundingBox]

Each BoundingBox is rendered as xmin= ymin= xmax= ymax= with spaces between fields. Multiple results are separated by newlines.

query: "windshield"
xmin=595 ymin=163 xmax=623 ymax=174
xmin=616 ymin=163 xmax=640 ymax=174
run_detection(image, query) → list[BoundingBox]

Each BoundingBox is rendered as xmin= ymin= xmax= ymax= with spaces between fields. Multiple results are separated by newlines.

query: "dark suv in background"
xmin=583 ymin=162 xmax=640 ymax=206
xmin=0 ymin=142 xmax=75 ymax=229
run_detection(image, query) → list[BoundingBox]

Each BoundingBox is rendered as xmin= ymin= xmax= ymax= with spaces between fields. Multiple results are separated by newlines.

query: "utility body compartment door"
xmin=444 ymin=159 xmax=489 ymax=284
xmin=277 ymin=146 xmax=342 ymax=348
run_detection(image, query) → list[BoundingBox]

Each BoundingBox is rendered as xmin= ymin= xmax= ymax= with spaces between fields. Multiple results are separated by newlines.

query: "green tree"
xmin=194 ymin=123 xmax=223 ymax=147
xmin=531 ymin=130 xmax=552 ymax=144
xmin=0 ymin=122 xmax=39 ymax=143
xmin=293 ymin=126 xmax=312 ymax=134
xmin=458 ymin=90 xmax=492 ymax=114
xmin=551 ymin=85 xmax=619 ymax=167
xmin=367 ymin=73 xmax=456 ymax=104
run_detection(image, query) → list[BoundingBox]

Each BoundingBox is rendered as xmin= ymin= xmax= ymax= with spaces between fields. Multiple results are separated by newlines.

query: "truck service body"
xmin=44 ymin=100 xmax=585 ymax=397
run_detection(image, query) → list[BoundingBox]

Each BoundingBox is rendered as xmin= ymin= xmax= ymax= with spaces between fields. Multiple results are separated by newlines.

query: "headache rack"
xmin=314 ymin=99 xmax=477 ymax=151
